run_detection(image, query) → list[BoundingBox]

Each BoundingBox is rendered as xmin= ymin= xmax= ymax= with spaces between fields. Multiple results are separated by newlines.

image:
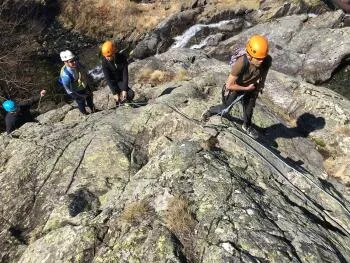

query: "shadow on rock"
xmin=261 ymin=112 xmax=326 ymax=142
xmin=158 ymin=86 xmax=179 ymax=97
xmin=68 ymin=188 xmax=100 ymax=217
xmin=224 ymin=112 xmax=326 ymax=176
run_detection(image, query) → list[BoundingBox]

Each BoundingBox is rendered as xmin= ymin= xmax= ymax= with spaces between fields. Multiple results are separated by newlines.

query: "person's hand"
xmin=120 ymin=91 xmax=127 ymax=102
xmin=40 ymin=89 xmax=46 ymax=97
xmin=246 ymin=84 xmax=256 ymax=91
xmin=113 ymin=94 xmax=119 ymax=102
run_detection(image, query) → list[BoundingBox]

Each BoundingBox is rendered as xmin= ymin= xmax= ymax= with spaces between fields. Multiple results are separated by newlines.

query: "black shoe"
xmin=202 ymin=111 xmax=211 ymax=122
xmin=242 ymin=124 xmax=259 ymax=139
xmin=89 ymin=106 xmax=97 ymax=113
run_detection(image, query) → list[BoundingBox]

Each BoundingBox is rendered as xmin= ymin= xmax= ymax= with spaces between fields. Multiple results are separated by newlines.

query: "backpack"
xmin=222 ymin=48 xmax=250 ymax=99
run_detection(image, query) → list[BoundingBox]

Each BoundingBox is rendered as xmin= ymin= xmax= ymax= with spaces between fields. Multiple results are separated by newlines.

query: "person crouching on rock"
xmin=101 ymin=40 xmax=135 ymax=107
xmin=59 ymin=50 xmax=95 ymax=115
xmin=202 ymin=35 xmax=272 ymax=139
xmin=2 ymin=89 xmax=46 ymax=134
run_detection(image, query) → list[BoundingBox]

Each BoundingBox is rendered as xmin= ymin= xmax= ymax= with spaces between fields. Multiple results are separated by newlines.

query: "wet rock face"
xmin=132 ymin=9 xmax=201 ymax=59
xmin=1 ymin=48 xmax=350 ymax=262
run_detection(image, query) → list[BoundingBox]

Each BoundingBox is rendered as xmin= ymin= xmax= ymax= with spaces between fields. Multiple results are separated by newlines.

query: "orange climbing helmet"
xmin=246 ymin=35 xmax=269 ymax=59
xmin=102 ymin=40 xmax=116 ymax=57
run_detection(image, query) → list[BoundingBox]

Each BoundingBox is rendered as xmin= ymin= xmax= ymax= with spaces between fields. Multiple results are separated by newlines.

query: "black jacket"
xmin=102 ymin=53 xmax=128 ymax=94
xmin=5 ymin=95 xmax=40 ymax=134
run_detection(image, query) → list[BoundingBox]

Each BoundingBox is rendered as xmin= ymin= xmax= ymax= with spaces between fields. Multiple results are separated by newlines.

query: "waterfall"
xmin=171 ymin=20 xmax=240 ymax=49
xmin=172 ymin=25 xmax=203 ymax=49
xmin=89 ymin=65 xmax=104 ymax=81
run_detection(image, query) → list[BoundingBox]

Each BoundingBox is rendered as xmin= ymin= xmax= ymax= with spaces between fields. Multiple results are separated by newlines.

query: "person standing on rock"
xmin=202 ymin=35 xmax=272 ymax=139
xmin=2 ymin=90 xmax=46 ymax=134
xmin=101 ymin=41 xmax=134 ymax=107
xmin=59 ymin=50 xmax=95 ymax=115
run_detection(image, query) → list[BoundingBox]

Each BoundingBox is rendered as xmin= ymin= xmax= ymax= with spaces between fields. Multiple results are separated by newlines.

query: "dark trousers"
xmin=124 ymin=87 xmax=135 ymax=102
xmin=70 ymin=89 xmax=94 ymax=114
xmin=207 ymin=90 xmax=258 ymax=127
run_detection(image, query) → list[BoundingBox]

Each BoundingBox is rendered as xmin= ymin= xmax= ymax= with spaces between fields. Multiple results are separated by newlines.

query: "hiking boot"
xmin=242 ymin=124 xmax=259 ymax=139
xmin=201 ymin=111 xmax=211 ymax=122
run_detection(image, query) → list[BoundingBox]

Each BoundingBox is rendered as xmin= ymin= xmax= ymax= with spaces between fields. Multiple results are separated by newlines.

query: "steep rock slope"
xmin=1 ymin=48 xmax=350 ymax=262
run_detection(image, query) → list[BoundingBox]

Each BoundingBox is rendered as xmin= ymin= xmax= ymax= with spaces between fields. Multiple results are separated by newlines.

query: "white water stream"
xmin=171 ymin=19 xmax=240 ymax=49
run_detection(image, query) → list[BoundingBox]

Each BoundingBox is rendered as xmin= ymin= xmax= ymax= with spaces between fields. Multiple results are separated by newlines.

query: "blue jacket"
xmin=59 ymin=65 xmax=86 ymax=95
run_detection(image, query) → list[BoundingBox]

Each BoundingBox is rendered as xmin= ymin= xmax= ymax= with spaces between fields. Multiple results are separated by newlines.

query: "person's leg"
xmin=85 ymin=94 xmax=95 ymax=112
xmin=77 ymin=99 xmax=88 ymax=114
xmin=241 ymin=91 xmax=259 ymax=138
xmin=203 ymin=90 xmax=240 ymax=121
xmin=242 ymin=92 xmax=258 ymax=127
xmin=114 ymin=83 xmax=123 ymax=107
xmin=70 ymin=93 xmax=87 ymax=114
xmin=126 ymin=87 xmax=135 ymax=102
xmin=84 ymin=87 xmax=95 ymax=112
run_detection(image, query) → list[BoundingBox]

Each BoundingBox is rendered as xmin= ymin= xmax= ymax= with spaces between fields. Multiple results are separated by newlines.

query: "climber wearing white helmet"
xmin=59 ymin=50 xmax=95 ymax=115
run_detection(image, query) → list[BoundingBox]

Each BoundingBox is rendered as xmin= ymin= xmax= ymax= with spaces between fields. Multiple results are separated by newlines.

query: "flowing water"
xmin=171 ymin=19 xmax=245 ymax=49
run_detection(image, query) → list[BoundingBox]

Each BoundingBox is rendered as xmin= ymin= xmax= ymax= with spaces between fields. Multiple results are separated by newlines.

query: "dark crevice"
xmin=9 ymin=226 xmax=27 ymax=245
xmin=35 ymin=132 xmax=91 ymax=199
xmin=170 ymin=233 xmax=189 ymax=263
xmin=65 ymin=136 xmax=95 ymax=194
xmin=219 ymin=240 xmax=269 ymax=263
xmin=280 ymin=191 xmax=347 ymax=236
xmin=320 ymin=234 xmax=349 ymax=263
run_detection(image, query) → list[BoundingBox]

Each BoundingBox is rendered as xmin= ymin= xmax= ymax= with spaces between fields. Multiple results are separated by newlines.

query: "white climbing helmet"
xmin=60 ymin=50 xmax=75 ymax=62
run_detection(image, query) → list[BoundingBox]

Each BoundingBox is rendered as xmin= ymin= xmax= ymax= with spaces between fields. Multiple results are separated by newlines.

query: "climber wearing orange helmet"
xmin=202 ymin=35 xmax=272 ymax=138
xmin=101 ymin=41 xmax=134 ymax=106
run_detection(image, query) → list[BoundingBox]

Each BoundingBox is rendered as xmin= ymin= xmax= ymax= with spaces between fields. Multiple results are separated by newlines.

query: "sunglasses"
xmin=67 ymin=58 xmax=77 ymax=63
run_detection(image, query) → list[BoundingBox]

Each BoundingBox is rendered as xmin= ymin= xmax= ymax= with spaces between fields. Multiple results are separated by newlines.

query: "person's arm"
xmin=226 ymin=56 xmax=255 ymax=91
xmin=102 ymin=59 xmax=118 ymax=95
xmin=61 ymin=74 xmax=75 ymax=94
xmin=17 ymin=95 xmax=40 ymax=111
xmin=226 ymin=75 xmax=255 ymax=91
xmin=18 ymin=90 xmax=46 ymax=111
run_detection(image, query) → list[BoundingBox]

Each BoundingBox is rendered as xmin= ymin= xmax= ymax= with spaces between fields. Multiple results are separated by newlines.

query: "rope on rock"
xmin=165 ymin=103 xmax=350 ymax=236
